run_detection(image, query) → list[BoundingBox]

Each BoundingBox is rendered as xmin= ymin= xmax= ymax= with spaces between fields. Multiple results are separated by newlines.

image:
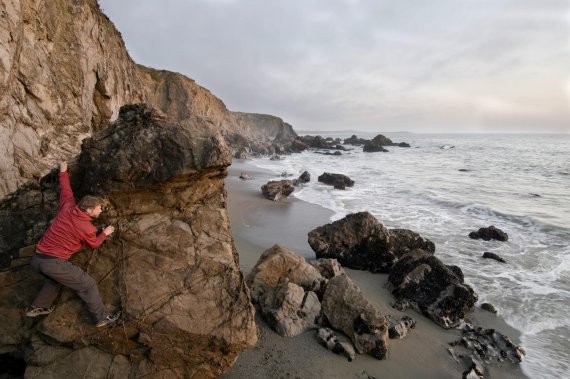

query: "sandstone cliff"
xmin=0 ymin=0 xmax=298 ymax=199
xmin=0 ymin=104 xmax=257 ymax=378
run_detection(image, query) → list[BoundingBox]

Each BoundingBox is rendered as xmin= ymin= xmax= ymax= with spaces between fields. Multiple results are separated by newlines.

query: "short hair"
xmin=78 ymin=195 xmax=104 ymax=211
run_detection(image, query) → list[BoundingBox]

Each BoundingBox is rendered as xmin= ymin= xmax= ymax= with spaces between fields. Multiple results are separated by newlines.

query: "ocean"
xmin=247 ymin=132 xmax=569 ymax=379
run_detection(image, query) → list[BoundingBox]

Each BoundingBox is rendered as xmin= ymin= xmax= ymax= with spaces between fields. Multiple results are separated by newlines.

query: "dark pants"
xmin=30 ymin=254 xmax=107 ymax=322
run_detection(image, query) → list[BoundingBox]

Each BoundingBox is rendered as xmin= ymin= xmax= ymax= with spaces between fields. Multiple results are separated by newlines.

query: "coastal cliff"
xmin=0 ymin=0 xmax=297 ymax=199
xmin=0 ymin=0 xmax=275 ymax=376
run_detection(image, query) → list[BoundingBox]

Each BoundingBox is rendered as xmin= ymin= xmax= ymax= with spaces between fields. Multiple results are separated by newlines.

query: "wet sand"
xmin=222 ymin=160 xmax=528 ymax=379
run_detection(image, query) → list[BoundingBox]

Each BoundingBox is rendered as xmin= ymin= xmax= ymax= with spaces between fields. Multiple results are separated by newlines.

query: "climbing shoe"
xmin=96 ymin=311 xmax=121 ymax=328
xmin=25 ymin=305 xmax=55 ymax=317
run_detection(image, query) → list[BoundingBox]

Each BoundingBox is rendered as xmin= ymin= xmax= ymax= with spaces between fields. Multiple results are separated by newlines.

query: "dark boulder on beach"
xmin=363 ymin=141 xmax=389 ymax=152
xmin=469 ymin=226 xmax=508 ymax=242
xmin=343 ymin=135 xmax=369 ymax=145
xmin=482 ymin=252 xmax=506 ymax=263
xmin=390 ymin=229 xmax=436 ymax=256
xmin=290 ymin=139 xmax=309 ymax=152
xmin=362 ymin=134 xmax=410 ymax=152
xmin=481 ymin=303 xmax=498 ymax=314
xmin=261 ymin=180 xmax=294 ymax=201
xmin=318 ymin=172 xmax=355 ymax=190
xmin=293 ymin=171 xmax=311 ymax=186
xmin=297 ymin=135 xmax=332 ymax=149
xmin=387 ymin=249 xmax=478 ymax=328
xmin=452 ymin=323 xmax=526 ymax=364
xmin=308 ymin=212 xmax=393 ymax=273
xmin=308 ymin=213 xmax=436 ymax=274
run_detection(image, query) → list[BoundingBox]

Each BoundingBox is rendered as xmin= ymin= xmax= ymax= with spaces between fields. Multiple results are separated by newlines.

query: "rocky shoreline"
xmin=223 ymin=160 xmax=528 ymax=379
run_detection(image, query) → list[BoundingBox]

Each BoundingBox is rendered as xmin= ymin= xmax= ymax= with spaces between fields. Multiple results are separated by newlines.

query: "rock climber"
xmin=26 ymin=161 xmax=121 ymax=328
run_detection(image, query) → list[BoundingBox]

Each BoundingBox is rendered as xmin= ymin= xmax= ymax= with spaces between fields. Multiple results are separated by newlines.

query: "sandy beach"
xmin=221 ymin=160 xmax=528 ymax=379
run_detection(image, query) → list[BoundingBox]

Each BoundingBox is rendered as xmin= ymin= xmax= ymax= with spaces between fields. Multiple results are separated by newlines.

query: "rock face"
xmin=0 ymin=0 xmax=145 ymax=198
xmin=307 ymin=212 xmax=435 ymax=273
xmin=469 ymin=226 xmax=508 ymax=242
xmin=317 ymin=173 xmax=355 ymax=190
xmin=261 ymin=180 xmax=295 ymax=201
xmin=225 ymin=112 xmax=298 ymax=157
xmin=321 ymin=275 xmax=389 ymax=359
xmin=387 ymin=249 xmax=478 ymax=328
xmin=0 ymin=104 xmax=257 ymax=378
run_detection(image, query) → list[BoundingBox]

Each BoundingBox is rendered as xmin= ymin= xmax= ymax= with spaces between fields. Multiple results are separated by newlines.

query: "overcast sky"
xmin=99 ymin=0 xmax=570 ymax=133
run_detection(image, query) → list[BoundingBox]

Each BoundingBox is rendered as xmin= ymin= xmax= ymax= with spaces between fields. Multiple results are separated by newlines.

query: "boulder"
xmin=247 ymin=244 xmax=323 ymax=303
xmin=316 ymin=327 xmax=356 ymax=362
xmin=388 ymin=316 xmax=416 ymax=339
xmin=362 ymin=142 xmax=389 ymax=153
xmin=390 ymin=228 xmax=436 ymax=256
xmin=343 ymin=135 xmax=369 ymax=146
xmin=297 ymin=135 xmax=332 ymax=149
xmin=469 ymin=226 xmax=508 ymax=241
xmin=481 ymin=303 xmax=498 ymax=314
xmin=290 ymin=139 xmax=309 ymax=152
xmin=292 ymin=171 xmax=311 ymax=186
xmin=452 ymin=324 xmax=526 ymax=365
xmin=317 ymin=173 xmax=355 ymax=190
xmin=482 ymin=252 xmax=506 ymax=263
xmin=234 ymin=148 xmax=249 ymax=159
xmin=259 ymin=281 xmax=321 ymax=337
xmin=310 ymin=259 xmax=344 ymax=280
xmin=246 ymin=245 xmax=324 ymax=337
xmin=308 ymin=212 xmax=392 ymax=273
xmin=387 ymin=249 xmax=478 ymax=328
xmin=322 ymin=275 xmax=389 ymax=359
xmin=362 ymin=134 xmax=410 ymax=152
xmin=239 ymin=172 xmax=254 ymax=180
xmin=308 ymin=212 xmax=435 ymax=273
xmin=261 ymin=180 xmax=294 ymax=201
xmin=270 ymin=155 xmax=282 ymax=161
xmin=0 ymin=104 xmax=257 ymax=378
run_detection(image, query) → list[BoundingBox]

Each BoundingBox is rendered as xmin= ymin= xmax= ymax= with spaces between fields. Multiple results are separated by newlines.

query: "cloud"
xmin=99 ymin=0 xmax=570 ymax=133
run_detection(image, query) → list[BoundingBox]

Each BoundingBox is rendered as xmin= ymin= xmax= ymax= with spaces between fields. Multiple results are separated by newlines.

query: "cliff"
xmin=0 ymin=0 xmax=274 ymax=376
xmin=0 ymin=0 xmax=298 ymax=199
xmin=232 ymin=112 xmax=297 ymax=145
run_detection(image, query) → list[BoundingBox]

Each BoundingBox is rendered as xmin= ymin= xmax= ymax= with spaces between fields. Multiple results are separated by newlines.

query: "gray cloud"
xmin=99 ymin=0 xmax=570 ymax=133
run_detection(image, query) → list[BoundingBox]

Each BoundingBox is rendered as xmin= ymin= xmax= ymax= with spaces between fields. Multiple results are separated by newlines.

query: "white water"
xmin=249 ymin=133 xmax=570 ymax=379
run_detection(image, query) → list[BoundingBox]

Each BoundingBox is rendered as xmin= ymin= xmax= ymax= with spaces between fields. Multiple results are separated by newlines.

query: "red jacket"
xmin=36 ymin=172 xmax=106 ymax=260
